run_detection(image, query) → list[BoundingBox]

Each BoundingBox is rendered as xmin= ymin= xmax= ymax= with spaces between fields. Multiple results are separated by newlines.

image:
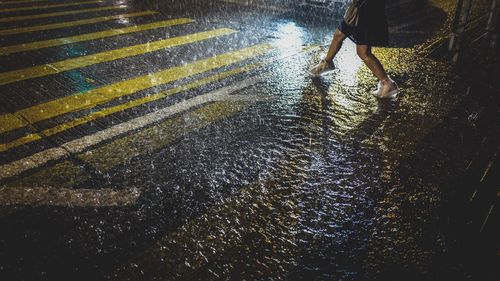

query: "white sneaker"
xmin=372 ymin=78 xmax=399 ymax=98
xmin=310 ymin=59 xmax=334 ymax=76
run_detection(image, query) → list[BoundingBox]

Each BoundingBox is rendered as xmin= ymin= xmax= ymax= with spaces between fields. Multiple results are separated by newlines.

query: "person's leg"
xmin=310 ymin=29 xmax=347 ymax=75
xmin=356 ymin=45 xmax=398 ymax=98
xmin=355 ymin=45 xmax=388 ymax=81
xmin=324 ymin=28 xmax=347 ymax=62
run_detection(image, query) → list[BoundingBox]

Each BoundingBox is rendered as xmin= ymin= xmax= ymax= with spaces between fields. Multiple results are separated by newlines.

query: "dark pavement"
xmin=0 ymin=0 xmax=498 ymax=280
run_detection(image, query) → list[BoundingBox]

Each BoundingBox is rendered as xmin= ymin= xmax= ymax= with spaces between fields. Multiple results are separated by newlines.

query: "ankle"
xmin=381 ymin=77 xmax=391 ymax=84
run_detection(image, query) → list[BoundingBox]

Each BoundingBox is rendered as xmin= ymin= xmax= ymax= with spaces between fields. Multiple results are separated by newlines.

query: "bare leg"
xmin=357 ymin=45 xmax=398 ymax=97
xmin=324 ymin=29 xmax=347 ymax=62
xmin=356 ymin=45 xmax=389 ymax=81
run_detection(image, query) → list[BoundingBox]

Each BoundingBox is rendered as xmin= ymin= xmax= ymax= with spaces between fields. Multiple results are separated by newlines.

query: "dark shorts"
xmin=339 ymin=0 xmax=389 ymax=47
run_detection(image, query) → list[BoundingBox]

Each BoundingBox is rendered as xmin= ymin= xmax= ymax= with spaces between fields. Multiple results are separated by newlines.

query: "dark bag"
xmin=344 ymin=0 xmax=367 ymax=27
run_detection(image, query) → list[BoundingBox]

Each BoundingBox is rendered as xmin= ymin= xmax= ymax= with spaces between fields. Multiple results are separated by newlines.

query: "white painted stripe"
xmin=0 ymin=44 xmax=319 ymax=180
xmin=0 ymin=76 xmax=263 ymax=180
xmin=0 ymin=186 xmax=141 ymax=207
xmin=0 ymin=147 xmax=69 ymax=180
xmin=62 ymin=76 xmax=263 ymax=154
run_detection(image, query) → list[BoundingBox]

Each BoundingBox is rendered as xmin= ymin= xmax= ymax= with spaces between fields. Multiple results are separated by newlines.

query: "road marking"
xmin=0 ymin=43 xmax=272 ymax=134
xmin=0 ymin=44 xmax=316 ymax=175
xmin=78 ymin=77 xmax=263 ymax=171
xmin=0 ymin=44 xmax=314 ymax=148
xmin=0 ymin=0 xmax=101 ymax=12
xmin=0 ymin=10 xmax=157 ymax=35
xmin=0 ymin=44 xmax=313 ymax=150
xmin=79 ymin=101 xmax=249 ymax=170
xmin=0 ymin=5 xmax=126 ymax=23
xmin=0 ymin=186 xmax=141 ymax=207
xmin=0 ymin=17 xmax=195 ymax=54
xmin=0 ymin=147 xmax=69 ymax=180
xmin=0 ymin=76 xmax=264 ymax=180
xmin=0 ymin=0 xmax=46 ymax=4
xmin=0 ymin=43 xmax=314 ymax=151
xmin=3 ymin=160 xmax=91 ymax=189
xmin=0 ymin=43 xmax=316 ymax=164
xmin=0 ymin=27 xmax=233 ymax=85
xmin=0 ymin=63 xmax=261 ymax=152
xmin=0 ymin=113 xmax=28 ymax=133
xmin=0 ymin=133 xmax=41 ymax=152
xmin=64 ymin=76 xmax=261 ymax=157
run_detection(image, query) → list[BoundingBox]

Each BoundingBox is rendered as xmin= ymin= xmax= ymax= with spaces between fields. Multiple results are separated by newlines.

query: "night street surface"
xmin=0 ymin=0 xmax=499 ymax=280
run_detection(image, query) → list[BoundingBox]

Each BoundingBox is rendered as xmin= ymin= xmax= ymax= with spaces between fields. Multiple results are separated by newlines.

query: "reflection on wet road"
xmin=0 ymin=0 xmax=497 ymax=280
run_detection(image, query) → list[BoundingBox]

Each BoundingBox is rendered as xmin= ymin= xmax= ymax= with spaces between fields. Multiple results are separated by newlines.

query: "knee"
xmin=333 ymin=29 xmax=345 ymax=44
xmin=356 ymin=47 xmax=370 ymax=61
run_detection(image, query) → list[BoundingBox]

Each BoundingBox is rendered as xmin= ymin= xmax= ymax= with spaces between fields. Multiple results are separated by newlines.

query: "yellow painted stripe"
xmin=0 ymin=10 xmax=157 ymax=35
xmin=79 ymin=101 xmax=248 ymax=171
xmin=4 ymin=101 xmax=247 ymax=188
xmin=0 ymin=0 xmax=46 ymax=4
xmin=0 ymin=27 xmax=235 ymax=85
xmin=46 ymin=64 xmax=261 ymax=135
xmin=0 ymin=0 xmax=44 ymax=5
xmin=0 ymin=44 xmax=272 ymax=134
xmin=0 ymin=44 xmax=316 ymax=150
xmin=0 ymin=63 xmax=262 ymax=152
xmin=0 ymin=18 xmax=194 ymax=55
xmin=0 ymin=0 xmax=101 ymax=12
xmin=0 ymin=113 xmax=28 ymax=133
xmin=0 ymin=5 xmax=125 ymax=23
xmin=0 ymin=133 xmax=41 ymax=151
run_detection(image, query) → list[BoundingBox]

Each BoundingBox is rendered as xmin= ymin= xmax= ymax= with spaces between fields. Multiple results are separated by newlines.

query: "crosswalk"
xmin=0 ymin=26 xmax=233 ymax=84
xmin=0 ymin=0 xmax=50 ymax=4
xmin=0 ymin=0 xmax=101 ymax=12
xmin=0 ymin=0 xmax=301 ymax=206
xmin=0 ymin=75 xmax=266 ymax=180
xmin=0 ymin=5 xmax=126 ymax=23
xmin=0 ymin=18 xmax=193 ymax=54
xmin=0 ymin=10 xmax=157 ymax=35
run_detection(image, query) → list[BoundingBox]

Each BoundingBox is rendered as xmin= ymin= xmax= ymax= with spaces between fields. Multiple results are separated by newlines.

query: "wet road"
xmin=0 ymin=0 xmax=498 ymax=280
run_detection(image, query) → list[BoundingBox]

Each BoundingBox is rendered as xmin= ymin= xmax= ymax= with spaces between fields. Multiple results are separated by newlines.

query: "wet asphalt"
xmin=0 ymin=0 xmax=499 ymax=280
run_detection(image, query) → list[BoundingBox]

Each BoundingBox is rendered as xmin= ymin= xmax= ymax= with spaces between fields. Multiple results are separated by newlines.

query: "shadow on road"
xmin=386 ymin=0 xmax=448 ymax=48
